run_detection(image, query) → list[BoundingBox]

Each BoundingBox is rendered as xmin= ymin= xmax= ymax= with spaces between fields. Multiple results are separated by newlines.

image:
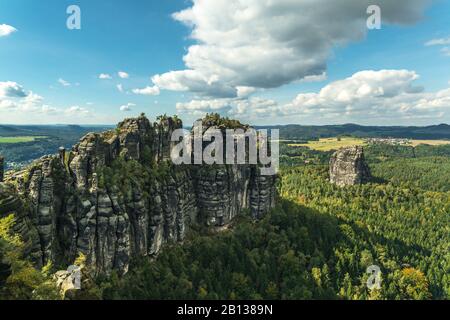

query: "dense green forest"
xmin=92 ymin=163 xmax=448 ymax=300
xmin=93 ymin=142 xmax=449 ymax=300
xmin=0 ymin=133 xmax=449 ymax=300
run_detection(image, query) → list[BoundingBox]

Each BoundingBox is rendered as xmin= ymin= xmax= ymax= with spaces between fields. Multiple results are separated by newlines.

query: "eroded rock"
xmin=0 ymin=115 xmax=277 ymax=274
xmin=329 ymin=146 xmax=371 ymax=187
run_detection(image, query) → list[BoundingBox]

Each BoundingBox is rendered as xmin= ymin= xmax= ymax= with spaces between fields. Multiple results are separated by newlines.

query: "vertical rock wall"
xmin=329 ymin=146 xmax=371 ymax=187
xmin=1 ymin=115 xmax=277 ymax=274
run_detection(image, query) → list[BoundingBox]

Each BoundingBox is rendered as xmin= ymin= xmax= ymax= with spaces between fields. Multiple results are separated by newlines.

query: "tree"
xmin=395 ymin=268 xmax=432 ymax=300
xmin=0 ymin=214 xmax=60 ymax=300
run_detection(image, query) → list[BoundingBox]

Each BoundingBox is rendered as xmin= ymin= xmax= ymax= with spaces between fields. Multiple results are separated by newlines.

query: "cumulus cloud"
xmin=0 ymin=81 xmax=27 ymax=98
xmin=20 ymin=92 xmax=44 ymax=111
xmin=65 ymin=105 xmax=90 ymax=115
xmin=118 ymin=71 xmax=129 ymax=79
xmin=0 ymin=81 xmax=61 ymax=115
xmin=152 ymin=0 xmax=430 ymax=98
xmin=176 ymin=99 xmax=232 ymax=115
xmin=117 ymin=84 xmax=124 ymax=93
xmin=176 ymin=96 xmax=280 ymax=122
xmin=176 ymin=70 xmax=450 ymax=124
xmin=0 ymin=99 xmax=18 ymax=110
xmin=132 ymin=85 xmax=160 ymax=96
xmin=0 ymin=24 xmax=17 ymax=37
xmin=120 ymin=103 xmax=135 ymax=112
xmin=280 ymin=70 xmax=426 ymax=116
xmin=41 ymin=105 xmax=58 ymax=114
xmin=0 ymin=81 xmax=115 ymax=123
xmin=99 ymin=73 xmax=112 ymax=79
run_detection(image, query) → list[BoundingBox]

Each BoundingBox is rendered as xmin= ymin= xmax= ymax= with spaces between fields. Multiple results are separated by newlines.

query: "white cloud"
xmin=0 ymin=81 xmax=61 ymax=115
xmin=0 ymin=24 xmax=17 ymax=37
xmin=176 ymin=99 xmax=232 ymax=115
xmin=425 ymin=36 xmax=450 ymax=57
xmin=152 ymin=0 xmax=430 ymax=98
xmin=236 ymin=86 xmax=257 ymax=98
xmin=0 ymin=99 xmax=18 ymax=110
xmin=0 ymin=81 xmax=27 ymax=98
xmin=132 ymin=85 xmax=160 ymax=96
xmin=117 ymin=84 xmax=124 ymax=93
xmin=58 ymin=78 xmax=71 ymax=87
xmin=65 ymin=106 xmax=90 ymax=115
xmin=425 ymin=37 xmax=450 ymax=46
xmin=20 ymin=92 xmax=44 ymax=111
xmin=41 ymin=105 xmax=58 ymax=114
xmin=0 ymin=81 xmax=119 ymax=124
xmin=281 ymin=70 xmax=425 ymax=116
xmin=118 ymin=71 xmax=129 ymax=79
xmin=120 ymin=103 xmax=135 ymax=112
xmin=176 ymin=70 xmax=450 ymax=125
xmin=99 ymin=73 xmax=112 ymax=79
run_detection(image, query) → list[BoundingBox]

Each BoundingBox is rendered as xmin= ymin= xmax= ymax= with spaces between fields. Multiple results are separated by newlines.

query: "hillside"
xmin=258 ymin=123 xmax=450 ymax=141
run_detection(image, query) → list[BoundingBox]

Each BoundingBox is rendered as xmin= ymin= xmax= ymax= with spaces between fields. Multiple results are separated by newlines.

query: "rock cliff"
xmin=0 ymin=155 xmax=4 ymax=182
xmin=329 ymin=146 xmax=371 ymax=187
xmin=0 ymin=115 xmax=277 ymax=274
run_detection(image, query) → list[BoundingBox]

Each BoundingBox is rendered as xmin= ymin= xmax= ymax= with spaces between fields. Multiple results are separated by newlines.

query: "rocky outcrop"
xmin=329 ymin=146 xmax=371 ymax=187
xmin=0 ymin=115 xmax=277 ymax=274
xmin=0 ymin=155 xmax=4 ymax=182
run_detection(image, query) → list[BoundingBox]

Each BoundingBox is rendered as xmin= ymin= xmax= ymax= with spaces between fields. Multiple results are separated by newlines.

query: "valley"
xmin=0 ymin=115 xmax=449 ymax=300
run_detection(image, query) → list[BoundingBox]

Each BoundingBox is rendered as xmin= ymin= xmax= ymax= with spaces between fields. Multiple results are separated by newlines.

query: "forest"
xmin=0 ymin=137 xmax=449 ymax=300
xmin=85 ymin=142 xmax=450 ymax=299
xmin=94 ymin=161 xmax=448 ymax=300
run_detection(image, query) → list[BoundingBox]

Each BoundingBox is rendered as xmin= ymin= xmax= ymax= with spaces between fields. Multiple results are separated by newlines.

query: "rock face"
xmin=0 ymin=155 xmax=4 ymax=182
xmin=329 ymin=146 xmax=371 ymax=187
xmin=0 ymin=115 xmax=277 ymax=274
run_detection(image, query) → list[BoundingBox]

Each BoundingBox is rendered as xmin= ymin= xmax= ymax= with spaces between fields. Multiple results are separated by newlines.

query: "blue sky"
xmin=1 ymin=0 xmax=450 ymax=125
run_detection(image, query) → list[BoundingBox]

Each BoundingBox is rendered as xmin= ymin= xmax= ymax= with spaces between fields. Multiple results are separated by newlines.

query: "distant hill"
xmin=0 ymin=124 xmax=112 ymax=168
xmin=0 ymin=124 xmax=113 ymax=137
xmin=257 ymin=123 xmax=450 ymax=140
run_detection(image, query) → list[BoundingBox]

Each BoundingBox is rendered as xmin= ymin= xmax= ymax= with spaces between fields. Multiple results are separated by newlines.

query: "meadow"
xmin=410 ymin=140 xmax=450 ymax=147
xmin=0 ymin=136 xmax=47 ymax=144
xmin=288 ymin=137 xmax=450 ymax=151
xmin=288 ymin=137 xmax=366 ymax=151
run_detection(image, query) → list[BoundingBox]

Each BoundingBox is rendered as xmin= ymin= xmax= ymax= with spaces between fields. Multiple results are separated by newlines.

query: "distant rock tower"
xmin=329 ymin=146 xmax=371 ymax=187
xmin=0 ymin=155 xmax=4 ymax=183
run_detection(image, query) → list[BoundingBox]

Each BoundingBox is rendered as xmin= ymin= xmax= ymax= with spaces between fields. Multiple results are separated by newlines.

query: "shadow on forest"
xmin=277 ymin=199 xmax=431 ymax=268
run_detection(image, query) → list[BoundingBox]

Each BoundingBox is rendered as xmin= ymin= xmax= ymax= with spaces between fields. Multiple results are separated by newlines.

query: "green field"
xmin=289 ymin=137 xmax=366 ymax=151
xmin=0 ymin=136 xmax=47 ymax=144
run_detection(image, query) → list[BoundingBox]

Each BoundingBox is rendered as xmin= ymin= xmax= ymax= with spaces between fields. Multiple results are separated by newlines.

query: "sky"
xmin=0 ymin=0 xmax=450 ymax=126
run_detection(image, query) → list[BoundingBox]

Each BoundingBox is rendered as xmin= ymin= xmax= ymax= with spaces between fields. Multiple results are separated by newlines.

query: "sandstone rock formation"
xmin=329 ymin=146 xmax=371 ymax=187
xmin=0 ymin=155 xmax=4 ymax=182
xmin=0 ymin=115 xmax=277 ymax=274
